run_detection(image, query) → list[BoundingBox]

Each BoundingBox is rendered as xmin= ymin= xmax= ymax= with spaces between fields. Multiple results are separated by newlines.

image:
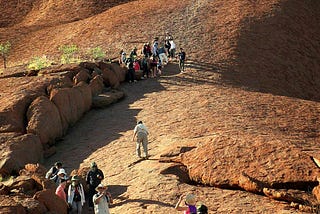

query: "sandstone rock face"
xmin=92 ymin=90 xmax=124 ymax=108
xmin=74 ymin=82 xmax=92 ymax=113
xmin=50 ymin=87 xmax=85 ymax=131
xmin=12 ymin=194 xmax=47 ymax=214
xmin=89 ymin=75 xmax=104 ymax=96
xmin=9 ymin=175 xmax=37 ymax=195
xmin=0 ymin=195 xmax=26 ymax=214
xmin=180 ymin=135 xmax=319 ymax=189
xmin=33 ymin=189 xmax=67 ymax=214
xmin=0 ymin=134 xmax=43 ymax=176
xmin=99 ymin=62 xmax=120 ymax=88
xmin=26 ymin=96 xmax=63 ymax=145
xmin=110 ymin=63 xmax=127 ymax=82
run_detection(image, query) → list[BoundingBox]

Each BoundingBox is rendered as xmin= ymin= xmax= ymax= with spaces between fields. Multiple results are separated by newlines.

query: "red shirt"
xmin=55 ymin=185 xmax=66 ymax=201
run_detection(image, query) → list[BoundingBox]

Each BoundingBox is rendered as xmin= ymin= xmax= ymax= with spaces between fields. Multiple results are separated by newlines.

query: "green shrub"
xmin=28 ymin=55 xmax=52 ymax=70
xmin=0 ymin=41 xmax=11 ymax=69
xmin=58 ymin=44 xmax=79 ymax=64
xmin=88 ymin=46 xmax=106 ymax=61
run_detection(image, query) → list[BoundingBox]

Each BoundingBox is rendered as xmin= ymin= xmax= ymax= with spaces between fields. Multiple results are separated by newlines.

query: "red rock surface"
xmin=0 ymin=0 xmax=320 ymax=213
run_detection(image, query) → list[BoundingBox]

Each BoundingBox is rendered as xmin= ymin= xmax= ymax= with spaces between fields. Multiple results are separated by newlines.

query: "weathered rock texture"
xmin=27 ymin=96 xmax=63 ymax=145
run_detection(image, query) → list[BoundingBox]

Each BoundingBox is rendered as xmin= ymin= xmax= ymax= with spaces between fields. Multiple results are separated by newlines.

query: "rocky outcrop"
xmin=89 ymin=75 xmax=104 ymax=96
xmin=99 ymin=61 xmax=120 ymax=88
xmin=12 ymin=194 xmax=47 ymax=214
xmin=26 ymin=96 xmax=63 ymax=145
xmin=0 ymin=61 xmax=127 ymax=176
xmin=0 ymin=134 xmax=43 ymax=176
xmin=33 ymin=189 xmax=68 ymax=214
xmin=0 ymin=195 xmax=26 ymax=214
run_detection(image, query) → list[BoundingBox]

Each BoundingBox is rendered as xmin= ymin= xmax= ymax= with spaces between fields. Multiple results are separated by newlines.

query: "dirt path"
xmin=45 ymin=62 xmax=300 ymax=214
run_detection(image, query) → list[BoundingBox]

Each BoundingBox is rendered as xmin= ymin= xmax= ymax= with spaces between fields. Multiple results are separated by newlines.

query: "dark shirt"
xmin=86 ymin=169 xmax=104 ymax=187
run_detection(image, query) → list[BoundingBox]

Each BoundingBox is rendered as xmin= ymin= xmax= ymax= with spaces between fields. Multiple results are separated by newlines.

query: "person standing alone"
xmin=178 ymin=48 xmax=186 ymax=73
xmin=133 ymin=121 xmax=149 ymax=159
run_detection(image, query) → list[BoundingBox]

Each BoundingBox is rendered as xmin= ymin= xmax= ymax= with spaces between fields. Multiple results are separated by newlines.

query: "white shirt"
xmin=134 ymin=124 xmax=149 ymax=135
xmin=169 ymin=41 xmax=176 ymax=50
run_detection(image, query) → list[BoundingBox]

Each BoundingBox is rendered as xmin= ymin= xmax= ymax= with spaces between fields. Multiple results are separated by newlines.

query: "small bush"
xmin=0 ymin=41 xmax=11 ymax=69
xmin=28 ymin=55 xmax=52 ymax=70
xmin=88 ymin=46 xmax=106 ymax=61
xmin=59 ymin=44 xmax=79 ymax=64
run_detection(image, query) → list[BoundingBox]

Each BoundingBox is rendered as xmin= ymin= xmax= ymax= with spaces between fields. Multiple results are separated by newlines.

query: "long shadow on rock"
xmin=220 ymin=0 xmax=320 ymax=102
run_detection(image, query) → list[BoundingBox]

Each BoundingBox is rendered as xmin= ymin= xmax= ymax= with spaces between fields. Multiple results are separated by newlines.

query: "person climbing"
xmin=178 ymin=48 xmax=186 ymax=73
xmin=50 ymin=168 xmax=68 ymax=186
xmin=86 ymin=162 xmax=104 ymax=211
xmin=93 ymin=183 xmax=113 ymax=214
xmin=45 ymin=161 xmax=63 ymax=182
xmin=175 ymin=194 xmax=197 ymax=214
xmin=127 ymin=61 xmax=136 ymax=83
xmin=158 ymin=45 xmax=168 ymax=66
xmin=149 ymin=56 xmax=157 ymax=78
xmin=55 ymin=177 xmax=70 ymax=212
xmin=68 ymin=175 xmax=85 ymax=214
xmin=130 ymin=47 xmax=138 ymax=60
xmin=133 ymin=121 xmax=149 ymax=159
xmin=141 ymin=55 xmax=150 ymax=78
xmin=153 ymin=41 xmax=159 ymax=58
xmin=121 ymin=51 xmax=127 ymax=65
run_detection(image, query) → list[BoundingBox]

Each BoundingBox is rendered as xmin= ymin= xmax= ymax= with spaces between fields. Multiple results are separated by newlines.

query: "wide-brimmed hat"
xmin=95 ymin=183 xmax=107 ymax=191
xmin=185 ymin=194 xmax=196 ymax=205
xmin=57 ymin=168 xmax=66 ymax=175
xmin=71 ymin=175 xmax=80 ymax=181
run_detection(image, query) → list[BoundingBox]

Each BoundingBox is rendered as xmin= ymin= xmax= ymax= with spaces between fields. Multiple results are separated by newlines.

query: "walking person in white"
xmin=133 ymin=121 xmax=149 ymax=159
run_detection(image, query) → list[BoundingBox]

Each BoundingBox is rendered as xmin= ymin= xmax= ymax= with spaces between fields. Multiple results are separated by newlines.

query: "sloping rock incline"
xmin=180 ymin=135 xmax=319 ymax=190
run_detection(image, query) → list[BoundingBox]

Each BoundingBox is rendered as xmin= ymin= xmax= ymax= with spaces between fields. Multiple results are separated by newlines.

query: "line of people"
xmin=119 ymin=32 xmax=187 ymax=83
xmin=46 ymin=161 xmax=112 ymax=214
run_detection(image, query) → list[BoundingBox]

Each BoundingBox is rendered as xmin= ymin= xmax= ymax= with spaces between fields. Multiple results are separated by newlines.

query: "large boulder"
xmin=99 ymin=62 xmax=120 ymax=88
xmin=26 ymin=96 xmax=63 ymax=145
xmin=0 ymin=134 xmax=43 ymax=176
xmin=50 ymin=87 xmax=86 ymax=132
xmin=33 ymin=189 xmax=67 ymax=214
xmin=0 ymin=195 xmax=26 ymax=214
xmin=73 ymin=69 xmax=90 ymax=85
xmin=89 ymin=75 xmax=104 ymax=96
xmin=9 ymin=175 xmax=37 ymax=196
xmin=180 ymin=135 xmax=320 ymax=190
xmin=74 ymin=82 xmax=92 ymax=113
xmin=110 ymin=63 xmax=127 ymax=82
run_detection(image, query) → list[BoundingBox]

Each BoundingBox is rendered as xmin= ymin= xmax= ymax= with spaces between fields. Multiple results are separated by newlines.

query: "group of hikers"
xmin=46 ymin=161 xmax=111 ymax=214
xmin=44 ymin=32 xmax=206 ymax=213
xmin=119 ymin=32 xmax=187 ymax=83
xmin=45 ymin=120 xmax=207 ymax=213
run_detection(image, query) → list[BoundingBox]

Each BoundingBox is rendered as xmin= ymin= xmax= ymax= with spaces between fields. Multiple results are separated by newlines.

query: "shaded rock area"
xmin=0 ymin=164 xmax=54 ymax=213
xmin=0 ymin=62 xmax=127 ymax=176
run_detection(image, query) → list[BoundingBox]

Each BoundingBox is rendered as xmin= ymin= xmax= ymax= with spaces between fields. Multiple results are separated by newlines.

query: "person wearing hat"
xmin=55 ymin=177 xmax=68 ymax=203
xmin=175 ymin=194 xmax=197 ymax=214
xmin=133 ymin=121 xmax=149 ymax=159
xmin=86 ymin=162 xmax=104 ymax=210
xmin=68 ymin=175 xmax=85 ymax=214
xmin=50 ymin=167 xmax=68 ymax=186
xmin=45 ymin=161 xmax=63 ymax=181
xmin=93 ymin=183 xmax=113 ymax=214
